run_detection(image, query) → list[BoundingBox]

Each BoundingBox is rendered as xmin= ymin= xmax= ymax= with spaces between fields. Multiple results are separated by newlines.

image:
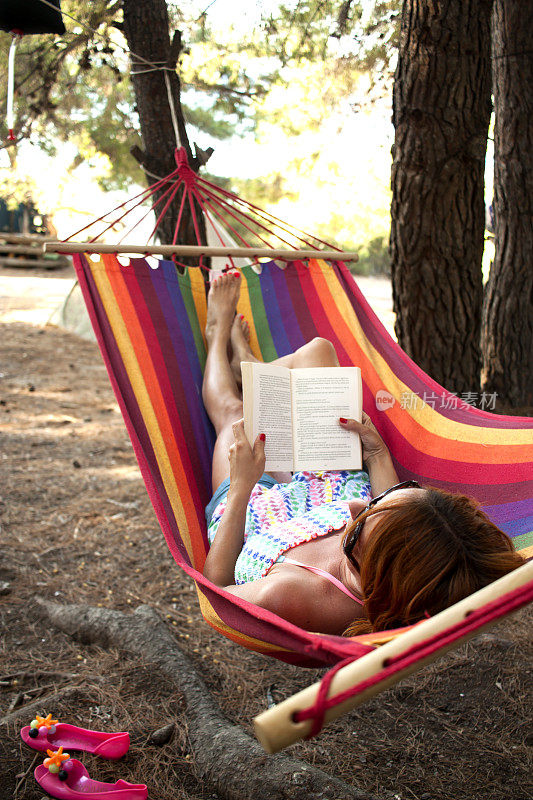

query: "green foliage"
xmin=0 ymin=0 xmax=144 ymax=190
xmin=0 ymin=1 xmax=402 ymax=177
xmin=260 ymin=0 xmax=364 ymax=64
xmin=260 ymin=1 xmax=400 ymax=94
xmin=181 ymin=103 xmax=238 ymax=140
xmin=0 ymin=2 xmax=117 ymax=136
xmin=53 ymin=58 xmax=143 ymax=190
xmin=0 ymin=0 xmax=401 ymax=253
xmin=208 ymin=158 xmax=392 ymax=277
xmin=351 ymin=234 xmax=390 ymax=276
xmin=0 ymin=169 xmax=37 ymax=209
xmin=355 ymin=1 xmax=401 ymax=89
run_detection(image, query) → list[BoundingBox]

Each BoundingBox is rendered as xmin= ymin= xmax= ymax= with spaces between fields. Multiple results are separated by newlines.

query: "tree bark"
xmin=33 ymin=599 xmax=376 ymax=800
xmin=390 ymin=0 xmax=493 ymax=394
xmin=481 ymin=0 xmax=533 ymax=409
xmin=122 ymin=0 xmax=207 ymax=251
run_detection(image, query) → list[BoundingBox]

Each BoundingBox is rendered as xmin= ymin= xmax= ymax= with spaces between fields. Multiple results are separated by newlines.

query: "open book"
xmin=242 ymin=362 xmax=362 ymax=472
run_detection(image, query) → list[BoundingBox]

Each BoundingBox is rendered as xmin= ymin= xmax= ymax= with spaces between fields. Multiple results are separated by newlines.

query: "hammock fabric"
xmin=72 ymin=251 xmax=533 ymax=667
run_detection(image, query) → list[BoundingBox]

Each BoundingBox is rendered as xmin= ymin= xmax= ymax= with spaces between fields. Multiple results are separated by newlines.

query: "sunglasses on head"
xmin=343 ymin=480 xmax=421 ymax=568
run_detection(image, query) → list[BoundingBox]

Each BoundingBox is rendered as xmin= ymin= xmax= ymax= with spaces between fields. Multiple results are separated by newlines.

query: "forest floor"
xmin=0 ymin=263 xmax=532 ymax=800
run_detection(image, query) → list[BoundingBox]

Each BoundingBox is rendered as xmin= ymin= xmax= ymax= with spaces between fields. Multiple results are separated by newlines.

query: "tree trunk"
xmin=122 ymin=0 xmax=207 ymax=251
xmin=390 ymin=0 xmax=493 ymax=395
xmin=481 ymin=0 xmax=533 ymax=409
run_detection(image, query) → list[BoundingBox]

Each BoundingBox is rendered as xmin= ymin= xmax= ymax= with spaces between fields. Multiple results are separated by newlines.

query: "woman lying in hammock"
xmin=202 ymin=272 xmax=523 ymax=636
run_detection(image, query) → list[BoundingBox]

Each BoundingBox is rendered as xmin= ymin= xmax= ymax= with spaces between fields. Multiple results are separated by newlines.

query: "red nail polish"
xmin=339 ymin=417 xmax=347 ymax=423
xmin=259 ymin=433 xmax=266 ymax=441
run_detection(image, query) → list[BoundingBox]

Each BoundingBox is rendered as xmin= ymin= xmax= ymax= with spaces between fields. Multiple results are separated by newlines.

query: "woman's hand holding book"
xmin=339 ymin=413 xmax=399 ymax=496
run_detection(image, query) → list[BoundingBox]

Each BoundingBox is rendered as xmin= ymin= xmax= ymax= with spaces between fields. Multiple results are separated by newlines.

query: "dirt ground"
xmin=0 ymin=265 xmax=532 ymax=800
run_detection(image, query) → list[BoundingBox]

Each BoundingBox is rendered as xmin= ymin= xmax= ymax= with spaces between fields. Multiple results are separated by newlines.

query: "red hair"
xmin=344 ymin=488 xmax=524 ymax=637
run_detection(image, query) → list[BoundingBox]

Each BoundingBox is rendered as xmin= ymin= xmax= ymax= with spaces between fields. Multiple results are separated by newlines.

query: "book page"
xmin=291 ymin=367 xmax=362 ymax=471
xmin=242 ymin=362 xmax=294 ymax=472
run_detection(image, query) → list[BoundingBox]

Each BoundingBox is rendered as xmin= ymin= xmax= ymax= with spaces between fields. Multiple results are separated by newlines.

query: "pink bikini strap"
xmin=283 ymin=557 xmax=364 ymax=605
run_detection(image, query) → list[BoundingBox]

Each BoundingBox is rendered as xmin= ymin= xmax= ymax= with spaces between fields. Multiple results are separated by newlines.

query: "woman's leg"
xmin=202 ymin=273 xmax=246 ymax=493
xmin=205 ymin=276 xmax=340 ymax=493
xmin=279 ymin=336 xmax=340 ymax=369
xmin=230 ymin=315 xmax=339 ymax=382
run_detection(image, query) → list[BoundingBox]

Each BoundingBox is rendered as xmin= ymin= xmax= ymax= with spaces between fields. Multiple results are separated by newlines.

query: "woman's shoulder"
xmin=227 ymin=567 xmax=312 ymax=622
xmin=249 ymin=566 xmax=365 ymax=635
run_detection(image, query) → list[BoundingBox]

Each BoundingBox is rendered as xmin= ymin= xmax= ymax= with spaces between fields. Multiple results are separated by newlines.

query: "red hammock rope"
xmin=294 ymin=578 xmax=533 ymax=739
xmin=64 ymin=147 xmax=345 ymax=258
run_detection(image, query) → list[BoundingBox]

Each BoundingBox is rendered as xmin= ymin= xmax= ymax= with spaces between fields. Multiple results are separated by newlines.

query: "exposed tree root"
xmin=1 ymin=686 xmax=82 ymax=727
xmin=33 ymin=599 xmax=376 ymax=800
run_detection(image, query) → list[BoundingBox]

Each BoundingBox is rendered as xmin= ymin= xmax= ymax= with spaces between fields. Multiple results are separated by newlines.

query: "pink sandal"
xmin=21 ymin=714 xmax=130 ymax=759
xmin=35 ymin=753 xmax=148 ymax=800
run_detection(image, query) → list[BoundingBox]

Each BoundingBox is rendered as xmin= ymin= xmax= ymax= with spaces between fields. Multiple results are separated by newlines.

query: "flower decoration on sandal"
xmin=44 ymin=746 xmax=71 ymax=778
xmin=29 ymin=713 xmax=59 ymax=738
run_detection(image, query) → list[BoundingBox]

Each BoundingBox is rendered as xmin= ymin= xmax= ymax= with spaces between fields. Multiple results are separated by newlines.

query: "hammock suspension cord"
xmin=56 ymin=147 xmax=350 ymax=267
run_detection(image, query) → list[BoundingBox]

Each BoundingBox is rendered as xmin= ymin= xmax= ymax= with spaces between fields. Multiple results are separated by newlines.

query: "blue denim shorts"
xmin=205 ymin=473 xmax=279 ymax=528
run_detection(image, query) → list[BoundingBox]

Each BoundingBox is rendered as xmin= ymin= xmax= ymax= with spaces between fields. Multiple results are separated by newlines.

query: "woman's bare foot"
xmin=205 ymin=272 xmax=241 ymax=347
xmin=230 ymin=313 xmax=256 ymax=387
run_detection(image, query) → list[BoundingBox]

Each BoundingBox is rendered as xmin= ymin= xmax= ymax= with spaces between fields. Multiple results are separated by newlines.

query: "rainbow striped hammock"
xmin=71 ymin=247 xmax=532 ymax=662
xmin=64 ymin=152 xmax=532 ymax=703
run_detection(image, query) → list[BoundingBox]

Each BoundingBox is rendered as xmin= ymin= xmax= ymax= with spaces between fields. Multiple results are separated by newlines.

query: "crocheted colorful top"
xmin=207 ymin=469 xmax=372 ymax=584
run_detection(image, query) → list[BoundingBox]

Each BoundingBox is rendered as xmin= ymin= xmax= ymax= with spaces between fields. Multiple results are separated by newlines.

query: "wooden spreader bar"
xmin=253 ymin=560 xmax=533 ymax=753
xmin=43 ymin=241 xmax=359 ymax=262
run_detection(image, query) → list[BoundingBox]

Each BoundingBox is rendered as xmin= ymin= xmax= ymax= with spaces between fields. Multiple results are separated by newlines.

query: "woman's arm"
xmin=203 ymin=484 xmax=252 ymax=585
xmin=203 ymin=419 xmax=266 ymax=586
xmin=364 ymin=448 xmax=399 ymax=497
xmin=339 ymin=412 xmax=399 ymax=496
